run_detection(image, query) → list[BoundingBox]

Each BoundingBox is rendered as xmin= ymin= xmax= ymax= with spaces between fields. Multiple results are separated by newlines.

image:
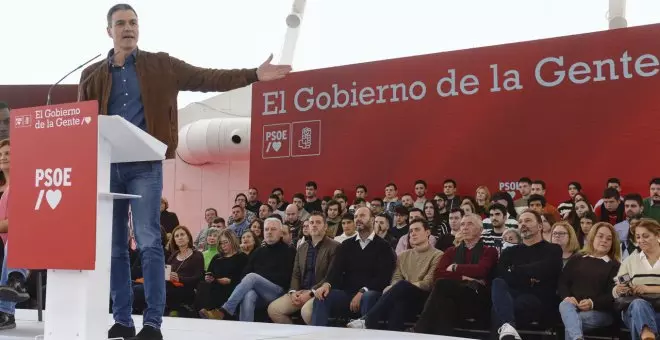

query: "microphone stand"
xmin=46 ymin=54 xmax=102 ymax=105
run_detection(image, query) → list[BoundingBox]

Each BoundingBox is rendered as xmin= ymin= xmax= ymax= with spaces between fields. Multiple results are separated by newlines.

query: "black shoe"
xmin=0 ymin=273 xmax=30 ymax=303
xmin=108 ymin=323 xmax=136 ymax=339
xmin=129 ymin=325 xmax=163 ymax=340
xmin=0 ymin=312 xmax=16 ymax=330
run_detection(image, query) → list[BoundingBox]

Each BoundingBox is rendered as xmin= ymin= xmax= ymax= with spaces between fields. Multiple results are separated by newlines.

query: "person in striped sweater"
xmin=614 ymin=218 xmax=660 ymax=340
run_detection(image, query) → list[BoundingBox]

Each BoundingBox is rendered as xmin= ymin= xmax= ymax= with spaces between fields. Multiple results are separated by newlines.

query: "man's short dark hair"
xmin=401 ymin=192 xmax=413 ymax=198
xmin=532 ymin=180 xmax=546 ymax=190
xmin=434 ymin=193 xmax=448 ymax=201
xmin=443 ymin=179 xmax=457 ymax=187
xmin=414 ymin=179 xmax=427 ymax=188
xmin=385 ymin=182 xmax=397 ymax=190
xmin=231 ymin=205 xmax=244 ymax=211
xmin=305 ymin=181 xmax=318 ymax=189
xmin=326 ymin=199 xmax=341 ymax=211
xmin=650 ymin=178 xmax=660 ymax=186
xmin=603 ymin=188 xmax=620 ymax=200
xmin=272 ymin=187 xmax=284 ymax=195
xmin=0 ymin=102 xmax=9 ymax=110
xmin=356 ymin=184 xmax=368 ymax=193
xmin=212 ymin=217 xmax=225 ymax=224
xmin=107 ymin=4 xmax=137 ymax=27
xmin=268 ymin=194 xmax=280 ymax=204
xmin=293 ymin=192 xmax=305 ymax=201
xmin=409 ymin=217 xmax=430 ymax=230
xmin=371 ymin=197 xmax=384 ymax=205
xmin=334 ymin=193 xmax=348 ymax=202
xmin=519 ymin=177 xmax=532 ymax=185
xmin=205 ymin=207 xmax=218 ymax=215
xmin=624 ymin=193 xmax=643 ymax=207
xmin=489 ymin=203 xmax=507 ymax=216
xmin=322 ymin=195 xmax=332 ymax=202
xmin=449 ymin=207 xmax=465 ymax=217
xmin=263 ymin=204 xmax=273 ymax=212
xmin=607 ymin=178 xmax=621 ymax=185
xmin=528 ymin=194 xmax=546 ymax=207
xmin=408 ymin=208 xmax=424 ymax=216
xmin=341 ymin=213 xmax=354 ymax=221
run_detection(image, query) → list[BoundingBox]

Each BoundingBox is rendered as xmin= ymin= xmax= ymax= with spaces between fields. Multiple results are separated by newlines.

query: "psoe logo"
xmin=498 ymin=181 xmax=520 ymax=199
xmin=14 ymin=115 xmax=31 ymax=128
xmin=34 ymin=168 xmax=72 ymax=210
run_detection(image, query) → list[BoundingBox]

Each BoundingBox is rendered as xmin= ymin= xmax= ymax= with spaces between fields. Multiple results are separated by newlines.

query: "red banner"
xmin=250 ymin=24 xmax=660 ymax=205
xmin=9 ymin=101 xmax=98 ymax=269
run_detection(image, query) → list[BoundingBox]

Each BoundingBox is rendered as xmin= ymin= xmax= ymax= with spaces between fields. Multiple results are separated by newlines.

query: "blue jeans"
xmin=491 ymin=278 xmax=544 ymax=329
xmin=110 ymin=161 xmax=165 ymax=329
xmin=364 ymin=280 xmax=427 ymax=331
xmin=0 ymin=243 xmax=29 ymax=315
xmin=559 ymin=300 xmax=613 ymax=340
xmin=221 ymin=273 xmax=283 ymax=322
xmin=622 ymin=299 xmax=660 ymax=339
xmin=311 ymin=289 xmax=381 ymax=326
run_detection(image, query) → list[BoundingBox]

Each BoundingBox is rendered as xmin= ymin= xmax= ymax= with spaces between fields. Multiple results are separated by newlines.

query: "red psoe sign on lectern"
xmin=9 ymin=101 xmax=99 ymax=269
xmin=9 ymin=101 xmax=167 ymax=340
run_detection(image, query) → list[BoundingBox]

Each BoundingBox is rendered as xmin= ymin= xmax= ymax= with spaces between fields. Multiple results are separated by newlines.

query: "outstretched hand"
xmin=256 ymin=54 xmax=292 ymax=81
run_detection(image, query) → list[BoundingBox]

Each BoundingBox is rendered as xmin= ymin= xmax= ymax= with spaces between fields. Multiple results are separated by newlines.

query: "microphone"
xmin=47 ymin=53 xmax=102 ymax=105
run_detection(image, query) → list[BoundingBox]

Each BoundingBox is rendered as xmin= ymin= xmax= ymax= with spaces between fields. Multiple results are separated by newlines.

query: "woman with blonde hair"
xmin=550 ymin=222 xmax=581 ymax=266
xmin=558 ymin=222 xmax=620 ymax=339
xmin=198 ymin=229 xmax=248 ymax=319
xmin=475 ymin=186 xmax=491 ymax=216
xmin=614 ymin=218 xmax=660 ymax=340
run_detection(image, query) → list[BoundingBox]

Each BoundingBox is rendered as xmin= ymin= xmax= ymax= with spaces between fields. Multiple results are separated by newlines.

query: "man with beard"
xmin=643 ymin=178 xmax=660 ymax=222
xmin=615 ymin=193 xmax=644 ymax=260
xmin=481 ymin=203 xmax=507 ymax=254
xmin=491 ymin=209 xmax=563 ymax=340
xmin=310 ymin=207 xmax=396 ymax=326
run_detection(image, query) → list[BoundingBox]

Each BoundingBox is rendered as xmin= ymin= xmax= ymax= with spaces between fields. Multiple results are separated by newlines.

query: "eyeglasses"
xmin=552 ymin=232 xmax=568 ymax=237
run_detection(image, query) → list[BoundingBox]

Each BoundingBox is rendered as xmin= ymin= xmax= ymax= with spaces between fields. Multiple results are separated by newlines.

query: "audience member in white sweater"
xmin=614 ymin=218 xmax=660 ymax=340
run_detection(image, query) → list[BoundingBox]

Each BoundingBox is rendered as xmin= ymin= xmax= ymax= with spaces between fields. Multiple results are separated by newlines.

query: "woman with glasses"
xmin=551 ymin=222 xmax=581 ymax=266
xmin=197 ymin=229 xmax=248 ymax=319
xmin=558 ymin=222 xmax=620 ymax=340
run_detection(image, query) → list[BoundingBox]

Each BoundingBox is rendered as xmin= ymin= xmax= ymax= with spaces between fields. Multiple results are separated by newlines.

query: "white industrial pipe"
xmin=176 ymin=118 xmax=251 ymax=165
xmin=280 ymin=0 xmax=307 ymax=66
xmin=608 ymin=0 xmax=627 ymax=29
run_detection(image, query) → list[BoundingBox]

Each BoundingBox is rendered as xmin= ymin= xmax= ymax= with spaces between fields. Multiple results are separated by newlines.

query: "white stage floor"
xmin=0 ymin=310 xmax=472 ymax=339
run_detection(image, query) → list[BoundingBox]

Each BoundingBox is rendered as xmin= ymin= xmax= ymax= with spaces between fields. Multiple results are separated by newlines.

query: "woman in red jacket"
xmin=413 ymin=213 xmax=498 ymax=335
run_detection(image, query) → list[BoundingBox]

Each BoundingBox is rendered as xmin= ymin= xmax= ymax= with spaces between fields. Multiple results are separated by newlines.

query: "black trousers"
xmin=414 ymin=279 xmax=490 ymax=335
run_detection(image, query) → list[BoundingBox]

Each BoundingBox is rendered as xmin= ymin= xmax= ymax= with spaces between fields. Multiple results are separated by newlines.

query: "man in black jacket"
xmin=213 ymin=217 xmax=296 ymax=322
xmin=492 ymin=209 xmax=563 ymax=340
xmin=311 ymin=207 xmax=396 ymax=326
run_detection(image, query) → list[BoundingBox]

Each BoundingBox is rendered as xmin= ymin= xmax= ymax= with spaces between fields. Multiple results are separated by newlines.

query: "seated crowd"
xmin=6 ymin=175 xmax=659 ymax=339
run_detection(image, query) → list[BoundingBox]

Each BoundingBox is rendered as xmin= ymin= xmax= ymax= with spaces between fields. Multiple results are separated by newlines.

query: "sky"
xmin=2 ymin=0 xmax=660 ymax=108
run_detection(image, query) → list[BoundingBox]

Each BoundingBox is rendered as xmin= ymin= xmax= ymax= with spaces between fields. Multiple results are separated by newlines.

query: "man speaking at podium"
xmin=78 ymin=4 xmax=292 ymax=340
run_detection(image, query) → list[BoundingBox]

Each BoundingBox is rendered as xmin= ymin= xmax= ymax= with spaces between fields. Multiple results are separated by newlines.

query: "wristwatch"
xmin=359 ymin=288 xmax=367 ymax=294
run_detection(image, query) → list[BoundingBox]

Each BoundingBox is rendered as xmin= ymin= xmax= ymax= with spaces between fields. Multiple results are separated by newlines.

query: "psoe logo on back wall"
xmin=498 ymin=181 xmax=520 ymax=199
xmin=34 ymin=168 xmax=72 ymax=210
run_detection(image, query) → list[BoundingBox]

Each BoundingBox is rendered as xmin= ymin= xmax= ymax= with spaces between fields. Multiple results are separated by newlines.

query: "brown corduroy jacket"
xmin=78 ymin=49 xmax=259 ymax=159
xmin=290 ymin=236 xmax=340 ymax=291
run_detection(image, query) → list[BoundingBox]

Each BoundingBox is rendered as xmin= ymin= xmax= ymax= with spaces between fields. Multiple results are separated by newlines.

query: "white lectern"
xmin=43 ymin=115 xmax=167 ymax=340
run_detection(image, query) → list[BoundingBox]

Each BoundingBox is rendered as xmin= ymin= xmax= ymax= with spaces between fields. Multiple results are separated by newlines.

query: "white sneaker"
xmin=346 ymin=318 xmax=366 ymax=329
xmin=498 ymin=323 xmax=521 ymax=340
